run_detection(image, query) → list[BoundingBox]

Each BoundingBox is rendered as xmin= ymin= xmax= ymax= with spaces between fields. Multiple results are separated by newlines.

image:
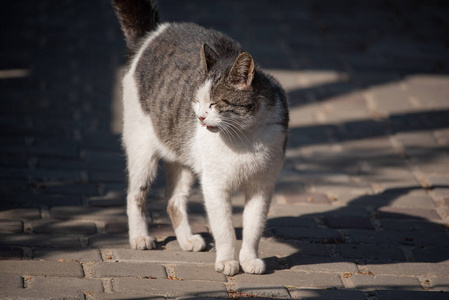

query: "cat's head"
xmin=193 ymin=44 xmax=275 ymax=135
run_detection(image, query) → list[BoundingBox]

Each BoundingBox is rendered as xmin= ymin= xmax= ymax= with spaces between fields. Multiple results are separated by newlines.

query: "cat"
xmin=112 ymin=0 xmax=289 ymax=275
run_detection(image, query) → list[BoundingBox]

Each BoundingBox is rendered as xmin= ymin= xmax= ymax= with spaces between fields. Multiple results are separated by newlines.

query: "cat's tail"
xmin=112 ymin=0 xmax=159 ymax=56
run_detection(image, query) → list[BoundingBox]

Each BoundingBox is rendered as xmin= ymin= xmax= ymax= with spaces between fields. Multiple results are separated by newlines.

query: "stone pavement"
xmin=1 ymin=0 xmax=449 ymax=299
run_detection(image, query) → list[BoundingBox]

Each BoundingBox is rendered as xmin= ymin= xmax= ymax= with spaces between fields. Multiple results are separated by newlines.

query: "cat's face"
xmin=193 ymin=47 xmax=263 ymax=136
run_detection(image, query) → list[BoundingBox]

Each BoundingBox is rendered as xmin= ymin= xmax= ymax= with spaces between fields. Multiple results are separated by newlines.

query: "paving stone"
xmin=105 ymin=222 xmax=176 ymax=237
xmin=283 ymin=192 xmax=332 ymax=205
xmin=388 ymin=195 xmax=436 ymax=209
xmin=324 ymin=216 xmax=374 ymax=229
xmin=233 ymin=270 xmax=343 ymax=289
xmin=50 ymin=206 xmax=127 ymax=221
xmin=32 ymin=219 xmax=97 ymax=234
xmin=88 ymin=234 xmax=130 ymax=249
xmin=16 ymin=194 xmax=84 ymax=207
xmin=266 ymin=215 xmax=318 ymax=229
xmin=350 ymin=274 xmax=423 ymax=291
xmin=94 ymin=262 xmax=167 ymax=279
xmin=412 ymin=247 xmax=449 ymax=263
xmin=380 ymin=220 xmax=447 ymax=232
xmin=336 ymin=243 xmax=405 ymax=261
xmin=0 ymin=208 xmax=41 ymax=220
xmin=232 ymin=282 xmax=290 ymax=298
xmin=93 ymin=293 xmax=166 ymax=300
xmin=0 ymin=234 xmax=82 ymax=248
xmin=113 ymin=278 xmax=227 ymax=298
xmin=29 ymin=277 xmax=104 ymax=293
xmin=0 ymin=289 xmax=85 ymax=300
xmin=374 ymin=290 xmax=449 ymax=300
xmin=111 ymin=249 xmax=216 ymax=265
xmin=426 ymin=277 xmax=449 ymax=292
xmin=366 ymin=262 xmax=449 ymax=277
xmin=259 ymin=240 xmax=329 ymax=257
xmin=289 ymin=288 xmax=368 ymax=300
xmin=0 ymin=246 xmax=24 ymax=260
xmin=288 ymin=255 xmax=358 ymax=273
xmin=0 ymin=220 xmax=23 ymax=233
xmin=35 ymin=182 xmax=100 ymax=196
xmin=0 ymin=260 xmax=84 ymax=277
xmin=32 ymin=248 xmax=102 ymax=263
xmin=173 ymin=265 xmax=226 ymax=282
xmin=271 ymin=227 xmax=342 ymax=242
xmin=377 ymin=207 xmax=441 ymax=221
xmin=343 ymin=229 xmax=449 ymax=247
xmin=0 ymin=274 xmax=23 ymax=289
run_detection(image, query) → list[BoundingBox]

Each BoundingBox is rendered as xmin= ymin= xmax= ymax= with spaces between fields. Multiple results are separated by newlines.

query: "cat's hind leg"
xmin=124 ymin=135 xmax=159 ymax=250
xmin=166 ymin=162 xmax=205 ymax=252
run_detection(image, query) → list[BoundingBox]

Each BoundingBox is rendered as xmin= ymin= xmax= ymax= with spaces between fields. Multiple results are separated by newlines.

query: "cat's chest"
xmin=190 ymin=124 xmax=283 ymax=180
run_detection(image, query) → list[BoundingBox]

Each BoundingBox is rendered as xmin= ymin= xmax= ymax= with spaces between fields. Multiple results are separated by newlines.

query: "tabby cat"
xmin=112 ymin=0 xmax=288 ymax=275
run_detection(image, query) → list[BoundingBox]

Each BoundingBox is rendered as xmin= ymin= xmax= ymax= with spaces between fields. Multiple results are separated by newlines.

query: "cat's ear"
xmin=227 ymin=52 xmax=255 ymax=89
xmin=201 ymin=43 xmax=219 ymax=74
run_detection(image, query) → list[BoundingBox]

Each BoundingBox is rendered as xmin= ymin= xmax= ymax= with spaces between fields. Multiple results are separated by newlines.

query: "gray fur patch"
xmin=132 ymin=22 xmax=289 ymax=159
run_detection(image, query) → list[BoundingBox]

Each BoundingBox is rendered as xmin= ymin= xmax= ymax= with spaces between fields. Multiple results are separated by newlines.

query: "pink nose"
xmin=198 ymin=116 xmax=205 ymax=122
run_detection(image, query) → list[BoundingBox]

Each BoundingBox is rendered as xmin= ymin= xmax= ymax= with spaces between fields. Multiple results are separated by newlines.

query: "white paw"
xmin=215 ymin=260 xmax=240 ymax=276
xmin=179 ymin=234 xmax=206 ymax=252
xmin=241 ymin=258 xmax=266 ymax=274
xmin=130 ymin=236 xmax=156 ymax=250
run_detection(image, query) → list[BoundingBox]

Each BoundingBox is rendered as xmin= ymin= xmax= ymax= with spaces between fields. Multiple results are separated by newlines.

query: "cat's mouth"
xmin=202 ymin=124 xmax=219 ymax=132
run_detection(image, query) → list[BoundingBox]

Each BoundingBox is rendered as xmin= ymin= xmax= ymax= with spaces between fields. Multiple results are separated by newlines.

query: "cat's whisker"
xmin=220 ymin=120 xmax=249 ymax=144
xmin=217 ymin=123 xmax=233 ymax=142
xmin=219 ymin=122 xmax=239 ymax=143
xmin=221 ymin=118 xmax=250 ymax=141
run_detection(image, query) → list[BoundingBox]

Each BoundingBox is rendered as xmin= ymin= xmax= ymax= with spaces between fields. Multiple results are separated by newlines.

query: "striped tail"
xmin=112 ymin=0 xmax=159 ymax=57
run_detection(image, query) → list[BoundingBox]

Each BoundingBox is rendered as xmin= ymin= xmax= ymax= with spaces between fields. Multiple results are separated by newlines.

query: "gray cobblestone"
xmin=0 ymin=220 xmax=23 ymax=233
xmin=288 ymin=255 xmax=358 ymax=274
xmin=233 ymin=271 xmax=344 ymax=289
xmin=0 ymin=209 xmax=41 ymax=220
xmin=366 ymin=262 xmax=449 ymax=277
xmin=232 ymin=283 xmax=290 ymax=298
xmin=94 ymin=262 xmax=167 ymax=279
xmin=31 ymin=219 xmax=97 ymax=234
xmin=289 ymin=288 xmax=368 ymax=300
xmin=113 ymin=278 xmax=227 ymax=298
xmin=32 ymin=248 xmax=102 ymax=263
xmin=111 ymin=249 xmax=216 ymax=265
xmin=0 ymin=260 xmax=84 ymax=277
xmin=426 ymin=277 xmax=449 ymax=292
xmin=0 ymin=274 xmax=23 ymax=289
xmin=173 ymin=265 xmax=226 ymax=282
xmin=28 ymin=277 xmax=104 ymax=293
xmin=374 ymin=290 xmax=448 ymax=300
xmin=349 ymin=274 xmax=423 ymax=291
xmin=93 ymin=293 xmax=166 ymax=300
xmin=0 ymin=234 xmax=82 ymax=248
xmin=0 ymin=289 xmax=85 ymax=300
xmin=336 ymin=243 xmax=405 ymax=261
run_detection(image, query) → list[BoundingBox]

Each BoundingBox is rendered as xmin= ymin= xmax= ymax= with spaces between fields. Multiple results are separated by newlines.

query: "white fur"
xmin=122 ymin=25 xmax=286 ymax=275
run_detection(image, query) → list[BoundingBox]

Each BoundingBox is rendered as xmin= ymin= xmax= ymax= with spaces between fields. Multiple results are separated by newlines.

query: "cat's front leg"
xmin=239 ymin=181 xmax=274 ymax=274
xmin=202 ymin=183 xmax=239 ymax=276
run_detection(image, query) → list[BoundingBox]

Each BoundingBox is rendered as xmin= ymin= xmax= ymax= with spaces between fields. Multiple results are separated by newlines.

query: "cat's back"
xmin=130 ymin=22 xmax=242 ymax=159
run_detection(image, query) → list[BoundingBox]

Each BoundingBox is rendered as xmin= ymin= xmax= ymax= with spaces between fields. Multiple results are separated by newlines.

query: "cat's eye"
xmin=209 ymin=103 xmax=214 ymax=108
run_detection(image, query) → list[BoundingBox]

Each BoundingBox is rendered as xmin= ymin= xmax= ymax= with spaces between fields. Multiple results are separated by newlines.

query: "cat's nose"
xmin=198 ymin=116 xmax=205 ymax=122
